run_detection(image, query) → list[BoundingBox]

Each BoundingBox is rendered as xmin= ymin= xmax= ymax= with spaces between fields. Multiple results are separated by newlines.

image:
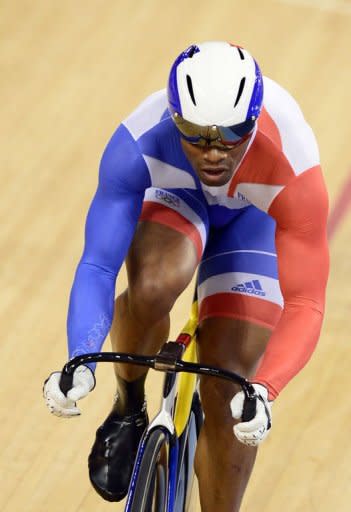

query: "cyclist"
xmin=43 ymin=41 xmax=329 ymax=511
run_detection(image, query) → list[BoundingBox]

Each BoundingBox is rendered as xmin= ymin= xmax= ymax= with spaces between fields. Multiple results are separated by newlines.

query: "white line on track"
xmin=276 ymin=0 xmax=351 ymax=15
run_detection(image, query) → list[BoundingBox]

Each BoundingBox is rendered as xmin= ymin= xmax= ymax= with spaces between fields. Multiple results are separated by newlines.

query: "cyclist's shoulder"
xmin=122 ymin=88 xmax=171 ymax=141
xmin=248 ymin=76 xmax=320 ymax=179
xmin=263 ymin=76 xmax=303 ymax=113
xmin=260 ymin=76 xmax=319 ymax=157
xmin=230 ymin=78 xmax=322 ymax=212
xmin=116 ymin=89 xmax=196 ymax=189
xmin=99 ymin=89 xmax=187 ymax=192
xmin=262 ymin=76 xmax=308 ymax=126
xmin=102 ymin=88 xmax=177 ymax=167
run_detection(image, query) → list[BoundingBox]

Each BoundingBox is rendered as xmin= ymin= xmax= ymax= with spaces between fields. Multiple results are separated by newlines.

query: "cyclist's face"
xmin=180 ymin=137 xmax=250 ymax=187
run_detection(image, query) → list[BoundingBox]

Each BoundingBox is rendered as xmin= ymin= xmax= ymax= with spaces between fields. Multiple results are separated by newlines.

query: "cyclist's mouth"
xmin=199 ymin=167 xmax=229 ymax=184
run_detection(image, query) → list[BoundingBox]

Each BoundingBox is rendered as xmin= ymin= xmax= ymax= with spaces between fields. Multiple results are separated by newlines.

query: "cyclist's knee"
xmin=197 ymin=317 xmax=271 ymax=378
xmin=128 ymin=272 xmax=190 ymax=322
xmin=200 ymin=376 xmax=237 ymax=428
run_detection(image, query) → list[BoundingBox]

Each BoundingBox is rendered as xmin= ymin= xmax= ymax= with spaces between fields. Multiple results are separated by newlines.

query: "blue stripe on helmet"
xmin=167 ymin=45 xmax=200 ymax=117
xmin=246 ymin=59 xmax=264 ymax=121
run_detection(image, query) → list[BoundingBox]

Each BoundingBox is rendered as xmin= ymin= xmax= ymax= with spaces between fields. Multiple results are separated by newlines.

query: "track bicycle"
xmin=59 ymin=302 xmax=258 ymax=511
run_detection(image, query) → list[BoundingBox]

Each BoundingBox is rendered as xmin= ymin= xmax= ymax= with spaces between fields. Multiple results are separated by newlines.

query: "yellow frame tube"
xmin=173 ymin=301 xmax=199 ymax=436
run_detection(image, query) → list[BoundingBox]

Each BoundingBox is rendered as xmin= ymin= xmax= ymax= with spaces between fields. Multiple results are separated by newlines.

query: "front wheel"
xmin=128 ymin=429 xmax=169 ymax=512
xmin=175 ymin=391 xmax=203 ymax=512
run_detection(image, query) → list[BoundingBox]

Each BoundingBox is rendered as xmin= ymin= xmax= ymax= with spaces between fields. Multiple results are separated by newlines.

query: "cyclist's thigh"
xmin=197 ymin=206 xmax=282 ymax=379
xmin=127 ymin=187 xmax=209 ymax=290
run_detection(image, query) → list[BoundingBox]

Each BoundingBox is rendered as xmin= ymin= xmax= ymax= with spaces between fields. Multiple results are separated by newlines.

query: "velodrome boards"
xmin=1 ymin=1 xmax=351 ymax=510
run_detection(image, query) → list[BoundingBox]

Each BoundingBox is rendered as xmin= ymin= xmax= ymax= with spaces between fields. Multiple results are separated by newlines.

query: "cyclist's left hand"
xmin=230 ymin=383 xmax=272 ymax=447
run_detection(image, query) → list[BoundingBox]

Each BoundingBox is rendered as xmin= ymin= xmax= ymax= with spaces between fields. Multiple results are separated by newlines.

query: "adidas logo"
xmin=232 ymin=279 xmax=266 ymax=297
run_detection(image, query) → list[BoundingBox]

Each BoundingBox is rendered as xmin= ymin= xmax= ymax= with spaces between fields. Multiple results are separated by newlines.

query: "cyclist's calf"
xmin=194 ymin=317 xmax=272 ymax=511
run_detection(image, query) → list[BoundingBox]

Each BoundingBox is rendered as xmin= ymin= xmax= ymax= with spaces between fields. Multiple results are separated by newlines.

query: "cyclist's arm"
xmin=67 ymin=125 xmax=150 ymax=361
xmin=253 ymin=166 xmax=329 ymax=399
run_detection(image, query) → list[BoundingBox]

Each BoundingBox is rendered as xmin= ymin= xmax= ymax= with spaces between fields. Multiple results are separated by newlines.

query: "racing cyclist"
xmin=44 ymin=41 xmax=329 ymax=511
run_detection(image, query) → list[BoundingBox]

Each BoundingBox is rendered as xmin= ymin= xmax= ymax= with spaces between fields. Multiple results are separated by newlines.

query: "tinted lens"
xmin=217 ymin=118 xmax=256 ymax=143
xmin=173 ymin=113 xmax=255 ymax=145
xmin=173 ymin=115 xmax=213 ymax=140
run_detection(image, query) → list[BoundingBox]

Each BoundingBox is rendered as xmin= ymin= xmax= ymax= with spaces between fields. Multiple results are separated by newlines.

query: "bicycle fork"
xmin=125 ymin=355 xmax=181 ymax=512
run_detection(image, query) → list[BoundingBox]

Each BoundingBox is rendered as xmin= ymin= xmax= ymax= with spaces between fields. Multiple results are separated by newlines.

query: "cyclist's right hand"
xmin=43 ymin=365 xmax=95 ymax=418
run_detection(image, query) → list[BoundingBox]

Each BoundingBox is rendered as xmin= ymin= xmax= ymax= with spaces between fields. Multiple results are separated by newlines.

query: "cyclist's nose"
xmin=203 ymin=147 xmax=227 ymax=163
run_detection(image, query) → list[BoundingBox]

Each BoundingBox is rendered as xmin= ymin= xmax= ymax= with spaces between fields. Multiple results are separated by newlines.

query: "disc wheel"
xmin=129 ymin=429 xmax=169 ymax=512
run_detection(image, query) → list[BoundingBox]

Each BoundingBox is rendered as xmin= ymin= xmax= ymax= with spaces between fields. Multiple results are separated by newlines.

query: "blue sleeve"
xmin=67 ymin=124 xmax=151 ymax=364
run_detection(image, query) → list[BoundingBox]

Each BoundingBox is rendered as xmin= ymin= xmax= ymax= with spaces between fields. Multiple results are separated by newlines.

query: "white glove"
xmin=230 ymin=383 xmax=272 ymax=447
xmin=43 ymin=365 xmax=95 ymax=418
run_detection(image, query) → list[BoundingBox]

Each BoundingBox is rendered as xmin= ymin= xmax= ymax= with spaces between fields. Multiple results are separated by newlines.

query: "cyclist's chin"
xmin=197 ymin=167 xmax=233 ymax=186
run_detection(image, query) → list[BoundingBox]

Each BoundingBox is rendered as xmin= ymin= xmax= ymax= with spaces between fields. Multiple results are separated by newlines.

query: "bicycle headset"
xmin=167 ymin=41 xmax=264 ymax=149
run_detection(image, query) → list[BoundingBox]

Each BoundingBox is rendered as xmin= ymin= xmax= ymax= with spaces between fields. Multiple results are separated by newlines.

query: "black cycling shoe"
xmin=88 ymin=402 xmax=148 ymax=502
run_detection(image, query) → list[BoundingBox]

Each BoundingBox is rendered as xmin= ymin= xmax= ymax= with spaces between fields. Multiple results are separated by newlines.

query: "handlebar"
xmin=60 ymin=343 xmax=258 ymax=422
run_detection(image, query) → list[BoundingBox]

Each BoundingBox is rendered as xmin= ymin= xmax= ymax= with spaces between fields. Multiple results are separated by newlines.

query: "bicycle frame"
xmin=126 ymin=335 xmax=200 ymax=511
xmin=126 ymin=362 xmax=181 ymax=510
xmin=59 ymin=305 xmax=258 ymax=511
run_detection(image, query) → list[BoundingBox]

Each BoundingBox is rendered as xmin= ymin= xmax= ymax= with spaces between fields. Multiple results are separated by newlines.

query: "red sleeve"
xmin=253 ymin=166 xmax=329 ymax=399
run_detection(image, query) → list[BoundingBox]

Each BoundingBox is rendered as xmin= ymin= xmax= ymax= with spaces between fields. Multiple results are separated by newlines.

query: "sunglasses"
xmin=173 ymin=112 xmax=256 ymax=149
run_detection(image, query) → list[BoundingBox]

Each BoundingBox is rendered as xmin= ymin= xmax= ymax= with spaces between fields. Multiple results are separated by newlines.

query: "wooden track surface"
xmin=1 ymin=1 xmax=351 ymax=510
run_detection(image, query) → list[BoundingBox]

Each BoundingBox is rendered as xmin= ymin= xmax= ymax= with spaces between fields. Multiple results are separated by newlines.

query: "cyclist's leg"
xmin=89 ymin=188 xmax=208 ymax=502
xmin=194 ymin=206 xmax=282 ymax=512
xmin=195 ymin=319 xmax=271 ymax=512
xmin=111 ymin=188 xmax=208 ymax=387
xmin=110 ymin=220 xmax=199 ymax=414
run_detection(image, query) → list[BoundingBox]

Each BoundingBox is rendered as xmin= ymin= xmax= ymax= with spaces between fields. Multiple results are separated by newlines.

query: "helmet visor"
xmin=173 ymin=113 xmax=256 ymax=148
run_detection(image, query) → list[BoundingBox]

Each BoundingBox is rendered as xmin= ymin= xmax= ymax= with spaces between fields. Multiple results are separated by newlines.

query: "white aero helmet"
xmin=167 ymin=41 xmax=263 ymax=146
